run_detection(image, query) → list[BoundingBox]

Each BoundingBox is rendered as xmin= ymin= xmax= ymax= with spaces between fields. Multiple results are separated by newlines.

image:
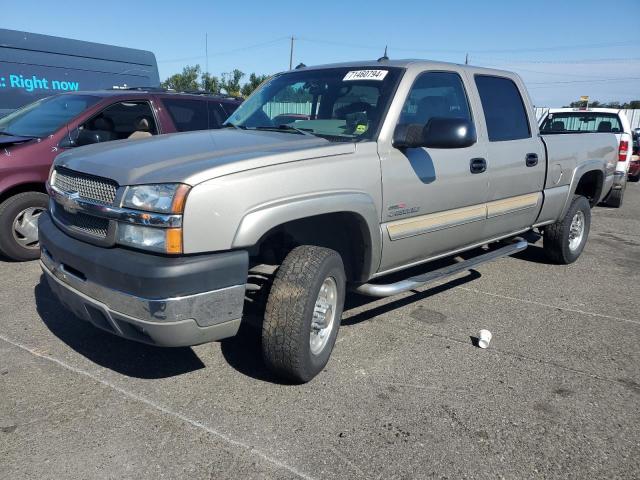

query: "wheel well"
xmin=0 ymin=183 xmax=47 ymax=205
xmin=574 ymin=170 xmax=603 ymax=207
xmin=250 ymin=212 xmax=373 ymax=282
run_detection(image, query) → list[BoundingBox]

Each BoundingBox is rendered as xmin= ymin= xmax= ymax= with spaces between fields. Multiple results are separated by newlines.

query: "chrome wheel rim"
xmin=310 ymin=277 xmax=338 ymax=355
xmin=568 ymin=211 xmax=585 ymax=251
xmin=12 ymin=206 xmax=44 ymax=249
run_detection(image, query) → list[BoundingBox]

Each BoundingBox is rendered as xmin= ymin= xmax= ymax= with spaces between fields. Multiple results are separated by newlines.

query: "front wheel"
xmin=543 ymin=195 xmax=591 ymax=264
xmin=262 ymin=245 xmax=346 ymax=383
xmin=0 ymin=192 xmax=49 ymax=261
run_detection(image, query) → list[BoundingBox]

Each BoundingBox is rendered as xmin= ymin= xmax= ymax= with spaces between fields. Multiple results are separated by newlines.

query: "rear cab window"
xmin=474 ymin=75 xmax=530 ymax=141
xmin=540 ymin=112 xmax=623 ymax=133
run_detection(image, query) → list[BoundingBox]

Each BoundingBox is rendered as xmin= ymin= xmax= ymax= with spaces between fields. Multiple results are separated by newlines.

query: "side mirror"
xmin=75 ymin=129 xmax=108 ymax=146
xmin=393 ymin=118 xmax=476 ymax=149
xmin=58 ymin=136 xmax=76 ymax=149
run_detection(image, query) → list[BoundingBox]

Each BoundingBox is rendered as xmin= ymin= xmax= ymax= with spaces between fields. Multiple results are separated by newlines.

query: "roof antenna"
xmin=295 ymin=62 xmax=306 ymax=69
xmin=465 ymin=53 xmax=469 ymax=65
xmin=378 ymin=46 xmax=389 ymax=62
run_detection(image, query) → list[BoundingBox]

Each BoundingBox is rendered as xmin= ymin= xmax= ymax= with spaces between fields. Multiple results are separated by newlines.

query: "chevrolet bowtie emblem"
xmin=61 ymin=191 xmax=81 ymax=214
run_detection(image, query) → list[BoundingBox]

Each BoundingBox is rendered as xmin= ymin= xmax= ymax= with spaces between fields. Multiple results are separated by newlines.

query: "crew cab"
xmin=38 ymin=60 xmax=618 ymax=382
xmin=0 ymin=89 xmax=241 ymax=261
xmin=540 ymin=107 xmax=632 ymax=207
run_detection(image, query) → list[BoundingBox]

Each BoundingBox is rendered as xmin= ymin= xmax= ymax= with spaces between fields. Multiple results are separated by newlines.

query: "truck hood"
xmin=54 ymin=128 xmax=355 ymax=186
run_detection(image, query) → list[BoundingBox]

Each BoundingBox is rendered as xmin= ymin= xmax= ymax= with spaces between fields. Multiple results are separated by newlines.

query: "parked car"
xmin=630 ymin=128 xmax=640 ymax=182
xmin=39 ymin=60 xmax=617 ymax=382
xmin=539 ymin=108 xmax=632 ymax=207
xmin=0 ymin=89 xmax=242 ymax=260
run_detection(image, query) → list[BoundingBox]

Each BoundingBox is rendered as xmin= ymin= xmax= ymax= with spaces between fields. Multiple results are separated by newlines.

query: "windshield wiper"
xmin=253 ymin=125 xmax=315 ymax=136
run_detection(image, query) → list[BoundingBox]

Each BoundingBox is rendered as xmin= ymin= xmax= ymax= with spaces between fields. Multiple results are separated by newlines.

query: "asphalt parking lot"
xmin=1 ymin=185 xmax=639 ymax=480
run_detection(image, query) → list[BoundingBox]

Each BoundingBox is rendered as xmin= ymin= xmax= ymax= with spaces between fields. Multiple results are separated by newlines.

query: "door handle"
xmin=526 ymin=153 xmax=539 ymax=167
xmin=470 ymin=157 xmax=487 ymax=174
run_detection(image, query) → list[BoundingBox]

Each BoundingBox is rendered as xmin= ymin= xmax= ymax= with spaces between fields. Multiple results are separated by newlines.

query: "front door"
xmin=378 ymin=70 xmax=489 ymax=273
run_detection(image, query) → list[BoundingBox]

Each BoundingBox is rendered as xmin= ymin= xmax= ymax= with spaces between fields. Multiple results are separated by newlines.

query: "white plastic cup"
xmin=478 ymin=329 xmax=492 ymax=349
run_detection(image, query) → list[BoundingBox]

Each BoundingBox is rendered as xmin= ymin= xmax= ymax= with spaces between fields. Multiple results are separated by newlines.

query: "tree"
xmin=201 ymin=72 xmax=221 ymax=94
xmin=161 ymin=64 xmax=201 ymax=91
xmin=221 ymin=69 xmax=245 ymax=97
xmin=241 ymin=73 xmax=270 ymax=97
xmin=566 ymin=99 xmax=640 ymax=108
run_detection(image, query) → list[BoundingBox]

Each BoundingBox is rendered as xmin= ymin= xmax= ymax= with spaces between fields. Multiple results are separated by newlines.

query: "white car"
xmin=540 ymin=108 xmax=632 ymax=207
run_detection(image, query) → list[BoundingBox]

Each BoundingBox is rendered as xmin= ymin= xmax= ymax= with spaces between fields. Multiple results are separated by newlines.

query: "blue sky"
xmin=3 ymin=0 xmax=639 ymax=106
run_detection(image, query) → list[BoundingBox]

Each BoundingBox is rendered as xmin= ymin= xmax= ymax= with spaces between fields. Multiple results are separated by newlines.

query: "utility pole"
xmin=289 ymin=36 xmax=295 ymax=70
xmin=205 ymin=33 xmax=209 ymax=74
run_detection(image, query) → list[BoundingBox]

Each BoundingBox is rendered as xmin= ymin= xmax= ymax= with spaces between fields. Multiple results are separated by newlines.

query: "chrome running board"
xmin=354 ymin=239 xmax=528 ymax=298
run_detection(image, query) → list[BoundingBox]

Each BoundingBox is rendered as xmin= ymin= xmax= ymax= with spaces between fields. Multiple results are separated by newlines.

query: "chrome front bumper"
xmin=41 ymin=251 xmax=244 ymax=347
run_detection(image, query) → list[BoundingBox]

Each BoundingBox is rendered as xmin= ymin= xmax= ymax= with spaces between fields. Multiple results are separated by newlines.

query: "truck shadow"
xmin=218 ymin=268 xmax=481 ymax=383
xmin=34 ymin=277 xmax=206 ymax=379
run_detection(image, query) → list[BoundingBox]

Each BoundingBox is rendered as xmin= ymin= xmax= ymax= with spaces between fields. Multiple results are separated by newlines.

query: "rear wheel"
xmin=543 ymin=195 xmax=591 ymax=264
xmin=262 ymin=245 xmax=345 ymax=383
xmin=0 ymin=192 xmax=49 ymax=261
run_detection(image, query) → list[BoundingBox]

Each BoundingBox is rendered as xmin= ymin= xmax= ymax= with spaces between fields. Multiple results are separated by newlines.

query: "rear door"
xmin=472 ymin=74 xmax=545 ymax=239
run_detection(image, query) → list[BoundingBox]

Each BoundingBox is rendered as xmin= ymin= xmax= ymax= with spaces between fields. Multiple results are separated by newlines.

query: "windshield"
xmin=0 ymin=94 xmax=101 ymax=138
xmin=540 ymin=112 xmax=622 ymax=134
xmin=225 ymin=67 xmax=403 ymax=141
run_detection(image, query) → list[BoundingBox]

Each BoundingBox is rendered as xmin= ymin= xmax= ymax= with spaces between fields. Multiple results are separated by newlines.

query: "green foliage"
xmin=162 ymin=65 xmax=270 ymax=98
xmin=241 ymin=73 xmax=270 ymax=97
xmin=161 ymin=65 xmax=202 ymax=91
xmin=566 ymin=99 xmax=640 ymax=109
xmin=221 ymin=69 xmax=245 ymax=97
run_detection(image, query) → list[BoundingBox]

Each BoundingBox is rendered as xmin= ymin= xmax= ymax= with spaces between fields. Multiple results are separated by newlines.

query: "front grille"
xmin=54 ymin=207 xmax=109 ymax=239
xmin=53 ymin=167 xmax=118 ymax=206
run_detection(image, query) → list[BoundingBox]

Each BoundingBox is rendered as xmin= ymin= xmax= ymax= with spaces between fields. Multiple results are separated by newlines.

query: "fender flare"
xmin=559 ymin=160 xmax=606 ymax=219
xmin=232 ymin=191 xmax=382 ymax=280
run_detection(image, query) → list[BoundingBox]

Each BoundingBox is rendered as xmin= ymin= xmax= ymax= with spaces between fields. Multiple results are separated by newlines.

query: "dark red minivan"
xmin=0 ymin=89 xmax=241 ymax=260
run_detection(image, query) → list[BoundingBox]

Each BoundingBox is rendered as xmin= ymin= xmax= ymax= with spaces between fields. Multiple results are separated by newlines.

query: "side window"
xmin=208 ymin=102 xmax=228 ymax=129
xmin=78 ymin=101 xmax=157 ymax=143
xmin=162 ymin=98 xmax=208 ymax=132
xmin=474 ymin=75 xmax=530 ymax=141
xmin=399 ymin=71 xmax=472 ymax=126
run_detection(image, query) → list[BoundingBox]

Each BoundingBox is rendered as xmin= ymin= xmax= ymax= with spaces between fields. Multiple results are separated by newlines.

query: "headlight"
xmin=122 ymin=184 xmax=190 ymax=213
xmin=117 ymin=224 xmax=182 ymax=254
xmin=118 ymin=183 xmax=189 ymax=254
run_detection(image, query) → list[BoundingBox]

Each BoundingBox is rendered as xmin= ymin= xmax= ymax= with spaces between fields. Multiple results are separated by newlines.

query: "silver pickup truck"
xmin=39 ymin=60 xmax=618 ymax=382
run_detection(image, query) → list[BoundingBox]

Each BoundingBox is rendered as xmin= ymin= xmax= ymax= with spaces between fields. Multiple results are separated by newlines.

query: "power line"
xmin=527 ymin=77 xmax=640 ymax=88
xmin=158 ymin=37 xmax=289 ymax=63
xmin=297 ymin=37 xmax=639 ymax=55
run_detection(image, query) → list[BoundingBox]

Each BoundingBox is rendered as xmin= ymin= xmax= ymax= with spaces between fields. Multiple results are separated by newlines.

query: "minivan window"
xmin=77 ymin=101 xmax=157 ymax=141
xmin=163 ymin=98 xmax=209 ymax=132
xmin=540 ymin=112 xmax=622 ymax=133
xmin=0 ymin=94 xmax=100 ymax=138
xmin=399 ymin=71 xmax=472 ymax=126
xmin=475 ymin=75 xmax=530 ymax=141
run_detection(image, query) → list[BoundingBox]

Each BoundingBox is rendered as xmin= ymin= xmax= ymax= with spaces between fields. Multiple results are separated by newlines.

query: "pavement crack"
xmin=0 ymin=333 xmax=316 ymax=480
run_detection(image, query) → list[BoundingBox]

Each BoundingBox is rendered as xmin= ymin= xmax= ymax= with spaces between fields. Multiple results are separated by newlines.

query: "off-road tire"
xmin=0 ymin=192 xmax=49 ymax=261
xmin=543 ymin=195 xmax=591 ymax=264
xmin=262 ymin=245 xmax=345 ymax=383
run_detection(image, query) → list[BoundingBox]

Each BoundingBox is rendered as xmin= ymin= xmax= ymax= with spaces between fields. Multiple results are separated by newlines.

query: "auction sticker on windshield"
xmin=343 ymin=70 xmax=388 ymax=81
